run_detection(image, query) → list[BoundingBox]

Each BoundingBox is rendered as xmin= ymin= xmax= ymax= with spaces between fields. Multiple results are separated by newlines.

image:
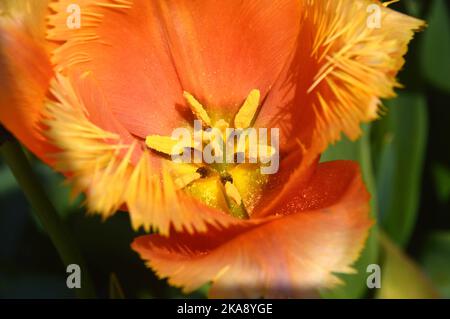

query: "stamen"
xmin=183 ymin=91 xmax=212 ymax=127
xmin=383 ymin=0 xmax=400 ymax=7
xmin=214 ymin=119 xmax=229 ymax=132
xmin=224 ymin=181 xmax=242 ymax=206
xmin=220 ymin=173 xmax=233 ymax=184
xmin=175 ymin=172 xmax=202 ymax=189
xmin=196 ymin=166 xmax=210 ymax=178
xmin=144 ymin=90 xmax=265 ymax=219
xmin=145 ymin=135 xmax=184 ymax=156
xmin=234 ymin=89 xmax=260 ymax=129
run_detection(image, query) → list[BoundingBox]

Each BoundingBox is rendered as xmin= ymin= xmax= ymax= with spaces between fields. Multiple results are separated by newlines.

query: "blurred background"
xmin=0 ymin=0 xmax=449 ymax=298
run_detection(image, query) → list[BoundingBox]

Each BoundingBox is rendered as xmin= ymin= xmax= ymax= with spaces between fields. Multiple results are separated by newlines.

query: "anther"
xmin=220 ymin=172 xmax=233 ymax=184
xmin=196 ymin=166 xmax=210 ymax=178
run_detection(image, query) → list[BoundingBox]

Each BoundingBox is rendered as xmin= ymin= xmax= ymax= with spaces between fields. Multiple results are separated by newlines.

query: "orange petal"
xmin=47 ymin=0 xmax=188 ymax=139
xmin=255 ymin=0 xmax=425 ymax=154
xmin=132 ymin=161 xmax=372 ymax=298
xmin=65 ymin=70 xmax=142 ymax=162
xmin=253 ymin=159 xmax=363 ymax=218
xmin=0 ymin=8 xmax=55 ymax=164
xmin=144 ymin=0 xmax=301 ymax=121
xmin=0 ymin=0 xmax=50 ymax=41
xmin=250 ymin=148 xmax=319 ymax=217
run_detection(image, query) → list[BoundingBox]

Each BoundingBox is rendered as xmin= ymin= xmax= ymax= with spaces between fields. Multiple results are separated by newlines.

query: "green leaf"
xmin=421 ymin=0 xmax=450 ymax=92
xmin=432 ymin=163 xmax=450 ymax=203
xmin=0 ymin=137 xmax=96 ymax=298
xmin=0 ymin=162 xmax=17 ymax=194
xmin=34 ymin=161 xmax=82 ymax=219
xmin=376 ymin=232 xmax=439 ymax=299
xmin=373 ymin=92 xmax=428 ymax=246
xmin=420 ymin=232 xmax=450 ymax=298
xmin=320 ymin=125 xmax=379 ymax=299
xmin=404 ymin=0 xmax=424 ymax=17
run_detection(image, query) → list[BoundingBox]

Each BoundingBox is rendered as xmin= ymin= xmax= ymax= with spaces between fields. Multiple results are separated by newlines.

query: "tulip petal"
xmin=250 ymin=149 xmax=319 ymax=217
xmin=0 ymin=4 xmax=54 ymax=164
xmin=153 ymin=0 xmax=302 ymax=121
xmin=0 ymin=0 xmax=50 ymax=40
xmin=132 ymin=161 xmax=372 ymax=298
xmin=48 ymin=0 xmax=187 ymax=139
xmin=255 ymin=0 xmax=425 ymax=154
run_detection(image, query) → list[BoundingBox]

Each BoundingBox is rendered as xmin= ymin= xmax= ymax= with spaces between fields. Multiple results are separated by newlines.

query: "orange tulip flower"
xmin=0 ymin=0 xmax=423 ymax=297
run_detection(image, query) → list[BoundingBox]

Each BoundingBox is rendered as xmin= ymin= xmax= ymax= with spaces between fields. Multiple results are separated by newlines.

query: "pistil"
xmin=145 ymin=89 xmax=265 ymax=220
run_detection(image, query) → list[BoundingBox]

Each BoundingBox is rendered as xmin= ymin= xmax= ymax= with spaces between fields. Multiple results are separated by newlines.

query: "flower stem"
xmin=0 ymin=129 xmax=96 ymax=298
